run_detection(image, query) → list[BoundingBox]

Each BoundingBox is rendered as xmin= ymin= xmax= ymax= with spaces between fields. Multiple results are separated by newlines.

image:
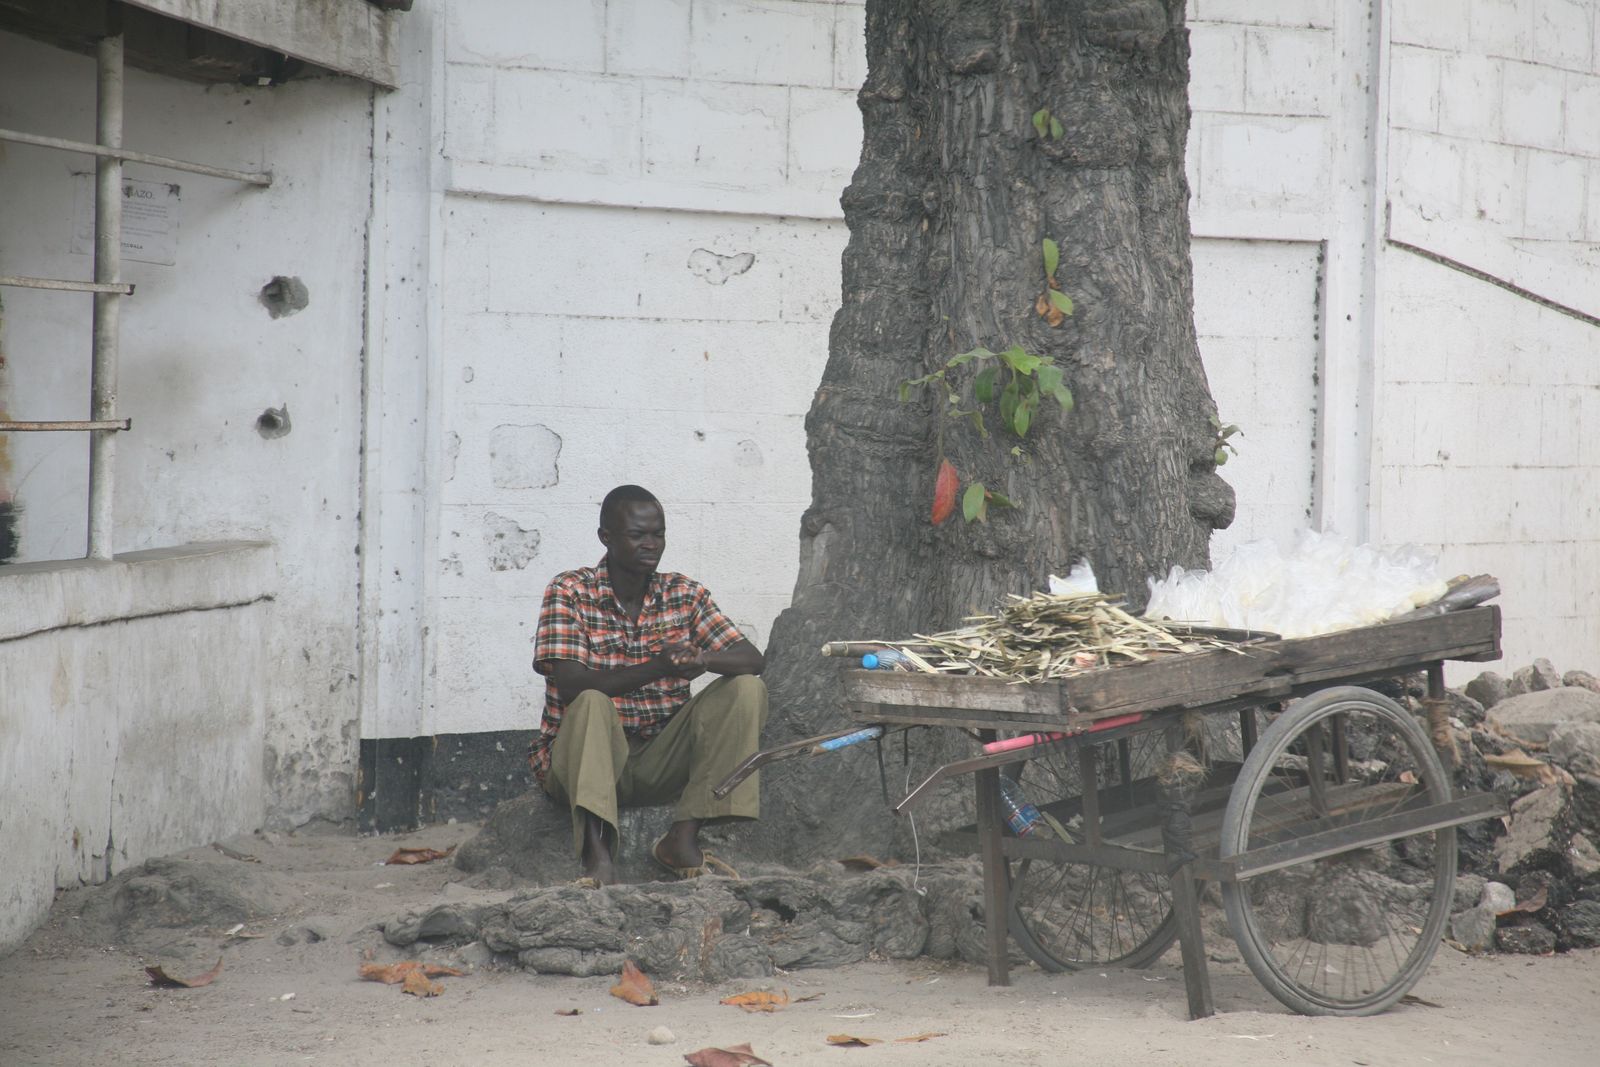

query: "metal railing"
xmin=0 ymin=22 xmax=273 ymax=560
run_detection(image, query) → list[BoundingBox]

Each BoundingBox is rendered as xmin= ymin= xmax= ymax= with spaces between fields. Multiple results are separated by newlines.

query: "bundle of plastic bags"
xmin=1143 ymin=529 xmax=1448 ymax=639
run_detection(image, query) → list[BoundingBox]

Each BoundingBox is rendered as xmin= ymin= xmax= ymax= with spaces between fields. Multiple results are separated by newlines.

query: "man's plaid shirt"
xmin=528 ymin=557 xmax=744 ymax=781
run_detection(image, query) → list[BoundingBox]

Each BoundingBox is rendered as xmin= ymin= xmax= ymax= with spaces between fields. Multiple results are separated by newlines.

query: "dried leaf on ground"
xmin=720 ymin=989 xmax=789 ymax=1013
xmin=610 ymin=960 xmax=658 ymax=1006
xmin=682 ymin=1043 xmax=773 ymax=1067
xmin=357 ymin=961 xmax=465 ymax=985
xmin=554 ymin=1008 xmax=582 ymax=1016
xmin=384 ymin=845 xmax=457 ymax=865
xmin=837 ymin=855 xmax=892 ymax=871
xmin=1500 ymin=883 xmax=1550 ymax=916
xmin=1484 ymin=749 xmax=1571 ymax=786
xmin=145 ymin=958 xmax=223 ymax=989
xmin=794 ymin=992 xmax=825 ymax=1003
xmin=402 ymin=970 xmax=443 ymax=997
xmin=895 ymin=1032 xmax=947 ymax=1043
xmin=826 ymin=1034 xmax=883 ymax=1047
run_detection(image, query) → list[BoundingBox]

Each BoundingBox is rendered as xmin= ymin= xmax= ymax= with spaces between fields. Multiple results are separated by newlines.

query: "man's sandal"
xmin=571 ymin=875 xmax=602 ymax=890
xmin=651 ymin=836 xmax=740 ymax=881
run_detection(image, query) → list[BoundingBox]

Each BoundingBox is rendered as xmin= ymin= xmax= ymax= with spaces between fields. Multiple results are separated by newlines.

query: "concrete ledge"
xmin=0 ymin=541 xmax=275 ymax=643
xmin=122 ymin=0 xmax=399 ymax=87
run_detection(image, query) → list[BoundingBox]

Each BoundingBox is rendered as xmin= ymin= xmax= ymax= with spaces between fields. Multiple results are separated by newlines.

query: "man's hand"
xmin=655 ymin=642 xmax=708 ymax=681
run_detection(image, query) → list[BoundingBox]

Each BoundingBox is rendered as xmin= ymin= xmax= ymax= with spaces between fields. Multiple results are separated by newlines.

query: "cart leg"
xmin=1170 ymin=865 xmax=1214 ymax=1019
xmin=975 ymin=759 xmax=1011 ymax=987
xmin=1158 ymin=757 xmax=1214 ymax=1019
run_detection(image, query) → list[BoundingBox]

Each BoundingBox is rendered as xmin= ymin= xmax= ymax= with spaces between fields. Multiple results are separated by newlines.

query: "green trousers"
xmin=543 ymin=674 xmax=768 ymax=856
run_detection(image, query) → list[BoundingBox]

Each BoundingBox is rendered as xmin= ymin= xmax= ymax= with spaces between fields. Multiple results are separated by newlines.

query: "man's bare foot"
xmin=650 ymin=818 xmax=704 ymax=871
xmin=580 ymin=811 xmax=620 ymax=885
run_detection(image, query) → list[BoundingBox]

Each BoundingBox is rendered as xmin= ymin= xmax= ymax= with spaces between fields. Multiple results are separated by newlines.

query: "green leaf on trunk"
xmin=1049 ymin=116 xmax=1063 ymax=140
xmin=1013 ymin=398 xmax=1033 ymax=436
xmin=1032 ymin=109 xmax=1049 ymax=138
xmin=1042 ymin=238 xmax=1059 ymax=279
xmin=1215 ymin=447 xmax=1229 ymax=465
xmin=999 ymin=377 xmax=1020 ymax=428
xmin=969 ymin=409 xmax=987 ymax=437
xmin=998 ymin=345 xmax=1041 ymax=375
xmin=988 ymin=490 xmax=1015 ymax=509
xmin=898 ymin=381 xmax=911 ymax=403
xmin=1048 ymin=289 xmax=1074 ymax=315
xmin=973 ymin=366 xmax=998 ymax=404
xmin=962 ymin=483 xmax=987 ymax=523
xmin=947 ymin=346 xmax=991 ymax=367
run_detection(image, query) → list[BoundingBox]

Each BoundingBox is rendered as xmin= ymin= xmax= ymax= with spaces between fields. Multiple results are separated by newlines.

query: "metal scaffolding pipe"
xmin=0 ymin=419 xmax=131 ymax=432
xmin=0 ymin=275 xmax=135 ymax=295
xmin=87 ymin=29 xmax=123 ymax=562
xmin=0 ymin=127 xmax=273 ymax=186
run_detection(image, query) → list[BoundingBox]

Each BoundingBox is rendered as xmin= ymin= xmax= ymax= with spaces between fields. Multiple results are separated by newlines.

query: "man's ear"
xmin=597 ymin=524 xmax=611 ymax=550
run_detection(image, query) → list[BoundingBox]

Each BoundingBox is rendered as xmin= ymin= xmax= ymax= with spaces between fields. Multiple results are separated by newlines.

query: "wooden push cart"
xmin=716 ymin=605 xmax=1506 ymax=1019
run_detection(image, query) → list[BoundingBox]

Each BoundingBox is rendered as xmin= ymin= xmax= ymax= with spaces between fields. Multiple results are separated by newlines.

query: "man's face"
xmin=600 ymin=500 xmax=665 ymax=575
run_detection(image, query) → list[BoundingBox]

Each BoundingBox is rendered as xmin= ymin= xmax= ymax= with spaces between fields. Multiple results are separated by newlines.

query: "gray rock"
xmin=1495 ymin=920 xmax=1556 ymax=955
xmin=1495 ymin=785 xmax=1578 ymax=874
xmin=1479 ymin=881 xmax=1517 ymax=914
xmin=1443 ymin=688 xmax=1488 ymax=727
xmin=1450 ymin=906 xmax=1497 ymax=953
xmin=1489 ymin=687 xmax=1600 ymax=744
xmin=380 ymin=864 xmax=983 ymax=982
xmin=382 ymin=902 xmax=487 ymax=945
xmin=1465 ymin=672 xmax=1510 ymax=710
xmin=1549 ymin=722 xmax=1600 ymax=777
xmin=1452 ymin=873 xmax=1486 ymax=913
xmin=1514 ymin=659 xmax=1562 ymax=693
xmin=1568 ymin=833 xmax=1600 ymax=878
xmin=1560 ymin=901 xmax=1600 ymax=948
xmin=454 ymin=940 xmax=496 ymax=970
xmin=647 ymin=1027 xmax=676 ymax=1045
xmin=453 ymin=791 xmax=677 ymax=886
xmin=1564 ymin=671 xmax=1600 ymax=696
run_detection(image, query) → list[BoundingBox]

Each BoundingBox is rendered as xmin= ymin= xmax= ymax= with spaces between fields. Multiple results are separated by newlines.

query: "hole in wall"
xmin=258 ymin=276 xmax=310 ymax=319
xmin=256 ymin=405 xmax=292 ymax=439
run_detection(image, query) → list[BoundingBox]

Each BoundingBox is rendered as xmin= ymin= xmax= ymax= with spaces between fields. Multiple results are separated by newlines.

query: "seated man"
xmin=529 ymin=484 xmax=768 ymax=886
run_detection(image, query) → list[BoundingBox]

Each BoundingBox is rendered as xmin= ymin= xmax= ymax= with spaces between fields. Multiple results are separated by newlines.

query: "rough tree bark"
xmin=746 ymin=0 xmax=1234 ymax=864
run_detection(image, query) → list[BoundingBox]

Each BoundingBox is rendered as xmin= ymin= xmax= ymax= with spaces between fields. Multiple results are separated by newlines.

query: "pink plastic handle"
xmin=980 ymin=712 xmax=1148 ymax=754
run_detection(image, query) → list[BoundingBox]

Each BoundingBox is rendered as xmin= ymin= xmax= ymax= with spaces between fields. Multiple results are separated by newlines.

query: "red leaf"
xmin=145 ymin=958 xmax=223 ymax=988
xmin=931 ymin=459 xmax=959 ymax=525
xmin=610 ymin=959 xmax=658 ymax=1006
xmin=683 ymin=1043 xmax=773 ymax=1066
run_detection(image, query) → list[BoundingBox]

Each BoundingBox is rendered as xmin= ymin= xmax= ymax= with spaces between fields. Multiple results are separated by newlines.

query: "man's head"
xmin=598 ymin=485 xmax=665 ymax=576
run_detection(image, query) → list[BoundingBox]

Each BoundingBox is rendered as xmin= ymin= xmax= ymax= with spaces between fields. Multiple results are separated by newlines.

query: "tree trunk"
xmin=748 ymin=0 xmax=1234 ymax=864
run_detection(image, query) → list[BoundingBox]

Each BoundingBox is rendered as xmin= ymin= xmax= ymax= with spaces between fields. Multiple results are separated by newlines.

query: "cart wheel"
xmin=1219 ymin=686 xmax=1456 ymax=1016
xmin=1007 ymin=728 xmax=1182 ymax=970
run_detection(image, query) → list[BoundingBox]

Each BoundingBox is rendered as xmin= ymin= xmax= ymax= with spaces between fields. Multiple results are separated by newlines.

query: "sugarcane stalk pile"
xmin=826 ymin=591 xmax=1243 ymax=681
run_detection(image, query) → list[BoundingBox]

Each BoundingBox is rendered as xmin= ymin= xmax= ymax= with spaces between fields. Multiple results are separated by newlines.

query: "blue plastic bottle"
xmin=860 ymin=649 xmax=913 ymax=670
xmin=998 ymin=774 xmax=1043 ymax=837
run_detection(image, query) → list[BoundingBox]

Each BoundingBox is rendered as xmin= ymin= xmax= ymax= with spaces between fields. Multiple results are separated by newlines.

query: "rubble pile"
xmin=1432 ymin=660 xmax=1600 ymax=954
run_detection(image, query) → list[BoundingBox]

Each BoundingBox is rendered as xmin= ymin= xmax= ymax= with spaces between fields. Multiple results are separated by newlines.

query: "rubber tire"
xmin=1218 ymin=686 xmax=1456 ymax=1016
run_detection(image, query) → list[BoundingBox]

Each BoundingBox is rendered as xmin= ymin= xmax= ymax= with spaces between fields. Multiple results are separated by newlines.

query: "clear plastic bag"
xmin=1144 ymin=529 xmax=1448 ymax=638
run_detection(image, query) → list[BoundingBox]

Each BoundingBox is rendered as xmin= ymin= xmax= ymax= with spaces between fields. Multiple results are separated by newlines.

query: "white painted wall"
xmin=0 ymin=24 xmax=375 ymax=952
xmin=390 ymin=0 xmax=862 ymax=738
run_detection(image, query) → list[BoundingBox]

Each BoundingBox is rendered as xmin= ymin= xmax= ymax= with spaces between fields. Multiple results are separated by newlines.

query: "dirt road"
xmin=3 ymin=822 xmax=1596 ymax=1066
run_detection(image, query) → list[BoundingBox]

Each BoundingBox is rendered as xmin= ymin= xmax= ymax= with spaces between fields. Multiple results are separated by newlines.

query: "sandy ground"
xmin=4 ymin=822 xmax=1598 ymax=1067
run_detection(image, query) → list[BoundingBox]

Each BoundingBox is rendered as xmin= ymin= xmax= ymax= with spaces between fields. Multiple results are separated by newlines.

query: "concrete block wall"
xmin=1379 ymin=0 xmax=1600 ymax=674
xmin=0 ymin=29 xmax=373 ymax=839
xmin=1389 ymin=0 xmax=1600 ymax=246
xmin=421 ymin=0 xmax=862 ymax=735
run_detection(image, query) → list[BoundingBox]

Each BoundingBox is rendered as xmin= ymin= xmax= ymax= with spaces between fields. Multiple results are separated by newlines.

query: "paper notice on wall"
xmin=71 ymin=175 xmax=180 ymax=266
